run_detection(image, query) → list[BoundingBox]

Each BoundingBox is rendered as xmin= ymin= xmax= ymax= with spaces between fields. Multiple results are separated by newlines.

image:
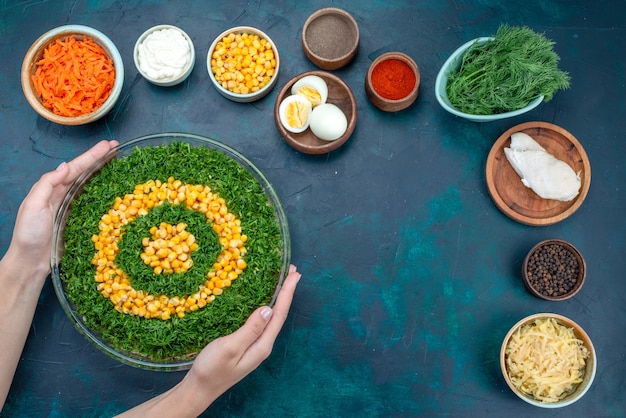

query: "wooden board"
xmin=273 ymin=70 xmax=357 ymax=154
xmin=485 ymin=121 xmax=591 ymax=226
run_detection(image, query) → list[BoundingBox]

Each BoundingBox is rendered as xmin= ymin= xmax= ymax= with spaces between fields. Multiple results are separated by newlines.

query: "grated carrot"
xmin=31 ymin=35 xmax=116 ymax=117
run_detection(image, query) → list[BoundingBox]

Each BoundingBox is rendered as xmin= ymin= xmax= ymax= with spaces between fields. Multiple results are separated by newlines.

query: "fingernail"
xmin=56 ymin=162 xmax=67 ymax=171
xmin=260 ymin=306 xmax=273 ymax=321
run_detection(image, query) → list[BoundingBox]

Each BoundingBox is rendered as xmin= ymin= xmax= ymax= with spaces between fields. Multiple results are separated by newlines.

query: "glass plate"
xmin=51 ymin=133 xmax=290 ymax=370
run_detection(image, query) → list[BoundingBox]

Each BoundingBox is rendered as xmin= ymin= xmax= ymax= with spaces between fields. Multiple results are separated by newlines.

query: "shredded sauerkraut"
xmin=505 ymin=317 xmax=589 ymax=403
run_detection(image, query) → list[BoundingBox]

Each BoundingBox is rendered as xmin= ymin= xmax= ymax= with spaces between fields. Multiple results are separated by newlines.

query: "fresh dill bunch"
xmin=446 ymin=24 xmax=571 ymax=115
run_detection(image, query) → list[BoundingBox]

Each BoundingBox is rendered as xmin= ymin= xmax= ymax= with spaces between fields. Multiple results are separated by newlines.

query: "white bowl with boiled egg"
xmin=273 ymin=71 xmax=357 ymax=154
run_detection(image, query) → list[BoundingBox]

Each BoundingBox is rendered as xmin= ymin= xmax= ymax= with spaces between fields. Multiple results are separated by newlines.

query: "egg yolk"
xmin=295 ymin=86 xmax=322 ymax=107
xmin=285 ymin=100 xmax=310 ymax=129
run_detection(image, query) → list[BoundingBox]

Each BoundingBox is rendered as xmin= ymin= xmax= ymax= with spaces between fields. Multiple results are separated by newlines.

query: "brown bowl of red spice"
xmin=365 ymin=52 xmax=420 ymax=112
xmin=522 ymin=239 xmax=587 ymax=301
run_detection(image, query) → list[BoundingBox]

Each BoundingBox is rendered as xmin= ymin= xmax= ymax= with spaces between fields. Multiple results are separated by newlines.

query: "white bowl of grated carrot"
xmin=21 ymin=25 xmax=124 ymax=125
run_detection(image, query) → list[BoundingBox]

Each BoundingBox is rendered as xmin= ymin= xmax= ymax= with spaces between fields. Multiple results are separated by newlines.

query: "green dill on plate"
xmin=60 ymin=141 xmax=284 ymax=362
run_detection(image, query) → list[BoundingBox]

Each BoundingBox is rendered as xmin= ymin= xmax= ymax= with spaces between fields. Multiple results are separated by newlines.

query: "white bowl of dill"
xmin=51 ymin=133 xmax=290 ymax=370
xmin=435 ymin=25 xmax=570 ymax=122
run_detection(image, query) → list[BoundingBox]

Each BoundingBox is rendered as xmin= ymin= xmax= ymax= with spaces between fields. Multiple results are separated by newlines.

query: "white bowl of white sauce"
xmin=134 ymin=24 xmax=195 ymax=87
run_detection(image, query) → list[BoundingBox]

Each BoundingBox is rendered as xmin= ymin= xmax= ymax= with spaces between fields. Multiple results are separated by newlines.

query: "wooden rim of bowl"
xmin=364 ymin=52 xmax=420 ymax=112
xmin=521 ymin=239 xmax=587 ymax=301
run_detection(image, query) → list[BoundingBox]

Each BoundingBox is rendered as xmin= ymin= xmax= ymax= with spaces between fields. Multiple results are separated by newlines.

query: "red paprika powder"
xmin=371 ymin=58 xmax=416 ymax=100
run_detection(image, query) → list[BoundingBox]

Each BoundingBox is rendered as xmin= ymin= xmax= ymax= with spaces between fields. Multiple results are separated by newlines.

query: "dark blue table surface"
xmin=1 ymin=1 xmax=625 ymax=416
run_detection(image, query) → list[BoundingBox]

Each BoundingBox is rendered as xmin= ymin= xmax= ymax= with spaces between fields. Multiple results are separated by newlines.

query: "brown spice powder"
xmin=305 ymin=15 xmax=357 ymax=59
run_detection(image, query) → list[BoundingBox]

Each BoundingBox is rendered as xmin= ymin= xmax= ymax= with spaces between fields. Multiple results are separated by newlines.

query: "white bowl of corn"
xmin=207 ymin=26 xmax=280 ymax=102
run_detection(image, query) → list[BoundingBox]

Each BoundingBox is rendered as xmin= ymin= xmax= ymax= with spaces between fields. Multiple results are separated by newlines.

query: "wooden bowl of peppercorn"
xmin=522 ymin=239 xmax=586 ymax=301
xmin=365 ymin=52 xmax=420 ymax=112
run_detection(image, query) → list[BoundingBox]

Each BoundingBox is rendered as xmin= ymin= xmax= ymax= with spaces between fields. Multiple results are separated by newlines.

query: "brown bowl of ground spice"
xmin=364 ymin=52 xmax=420 ymax=112
xmin=522 ymin=239 xmax=586 ymax=301
xmin=302 ymin=7 xmax=359 ymax=70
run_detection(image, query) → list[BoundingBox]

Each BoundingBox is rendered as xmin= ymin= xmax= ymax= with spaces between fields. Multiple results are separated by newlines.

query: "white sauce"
xmin=137 ymin=28 xmax=191 ymax=80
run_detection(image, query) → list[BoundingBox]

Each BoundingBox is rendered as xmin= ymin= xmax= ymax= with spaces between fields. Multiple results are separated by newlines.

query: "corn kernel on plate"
xmin=51 ymin=133 xmax=290 ymax=370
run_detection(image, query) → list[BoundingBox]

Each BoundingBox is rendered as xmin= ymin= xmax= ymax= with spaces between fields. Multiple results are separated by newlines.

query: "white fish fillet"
xmin=503 ymin=132 xmax=581 ymax=201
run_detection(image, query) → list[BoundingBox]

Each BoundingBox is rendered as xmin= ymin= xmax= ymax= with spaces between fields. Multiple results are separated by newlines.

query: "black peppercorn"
xmin=526 ymin=243 xmax=580 ymax=298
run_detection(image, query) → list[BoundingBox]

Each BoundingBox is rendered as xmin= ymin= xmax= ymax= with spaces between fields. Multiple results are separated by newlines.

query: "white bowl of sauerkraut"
xmin=500 ymin=313 xmax=596 ymax=408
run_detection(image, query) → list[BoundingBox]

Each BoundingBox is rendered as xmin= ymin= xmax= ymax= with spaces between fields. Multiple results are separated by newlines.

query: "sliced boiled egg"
xmin=291 ymin=75 xmax=328 ymax=107
xmin=309 ymin=103 xmax=347 ymax=141
xmin=279 ymin=94 xmax=312 ymax=133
